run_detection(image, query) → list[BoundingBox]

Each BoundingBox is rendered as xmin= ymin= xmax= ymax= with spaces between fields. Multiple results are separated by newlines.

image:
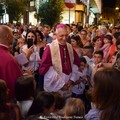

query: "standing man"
xmin=42 ymin=25 xmax=52 ymax=44
xmin=0 ymin=25 xmax=23 ymax=98
xmin=39 ymin=24 xmax=80 ymax=95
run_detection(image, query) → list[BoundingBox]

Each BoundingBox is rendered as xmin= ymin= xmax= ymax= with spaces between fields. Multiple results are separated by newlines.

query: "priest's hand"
xmin=61 ymin=84 xmax=69 ymax=91
xmin=66 ymin=80 xmax=74 ymax=88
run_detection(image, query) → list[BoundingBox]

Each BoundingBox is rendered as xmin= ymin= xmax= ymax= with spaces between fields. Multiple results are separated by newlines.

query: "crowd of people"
xmin=0 ymin=22 xmax=120 ymax=120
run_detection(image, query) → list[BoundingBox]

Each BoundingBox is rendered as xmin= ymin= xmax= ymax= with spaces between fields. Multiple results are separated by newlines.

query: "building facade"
xmin=0 ymin=0 xmax=102 ymax=26
xmin=61 ymin=0 xmax=102 ymax=26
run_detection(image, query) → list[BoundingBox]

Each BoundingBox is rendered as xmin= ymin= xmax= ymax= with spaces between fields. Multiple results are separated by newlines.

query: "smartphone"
xmin=27 ymin=38 xmax=33 ymax=48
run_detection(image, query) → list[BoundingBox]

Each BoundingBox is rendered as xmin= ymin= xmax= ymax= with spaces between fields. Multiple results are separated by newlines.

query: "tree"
xmin=0 ymin=3 xmax=4 ymax=21
xmin=38 ymin=0 xmax=65 ymax=27
xmin=0 ymin=3 xmax=4 ymax=16
xmin=5 ymin=0 xmax=27 ymax=23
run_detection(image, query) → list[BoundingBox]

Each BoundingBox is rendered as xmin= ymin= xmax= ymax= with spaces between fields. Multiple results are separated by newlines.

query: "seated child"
xmin=0 ymin=79 xmax=21 ymax=120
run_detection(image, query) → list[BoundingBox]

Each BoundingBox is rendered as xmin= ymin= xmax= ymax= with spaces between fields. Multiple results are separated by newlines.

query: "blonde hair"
xmin=64 ymin=98 xmax=85 ymax=120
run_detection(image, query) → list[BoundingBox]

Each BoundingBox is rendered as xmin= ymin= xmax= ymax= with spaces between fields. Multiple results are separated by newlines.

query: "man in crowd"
xmin=39 ymin=24 xmax=80 ymax=96
xmin=0 ymin=25 xmax=23 ymax=98
xmin=43 ymin=25 xmax=52 ymax=44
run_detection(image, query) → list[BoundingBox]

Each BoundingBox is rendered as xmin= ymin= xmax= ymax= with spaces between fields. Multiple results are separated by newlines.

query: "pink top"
xmin=100 ymin=43 xmax=111 ymax=57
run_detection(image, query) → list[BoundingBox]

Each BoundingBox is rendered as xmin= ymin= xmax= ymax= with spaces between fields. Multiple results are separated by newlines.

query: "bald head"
xmin=0 ymin=25 xmax=13 ymax=46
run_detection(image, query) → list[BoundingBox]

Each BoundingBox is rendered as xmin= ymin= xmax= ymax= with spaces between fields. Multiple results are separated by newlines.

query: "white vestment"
xmin=44 ymin=40 xmax=79 ymax=94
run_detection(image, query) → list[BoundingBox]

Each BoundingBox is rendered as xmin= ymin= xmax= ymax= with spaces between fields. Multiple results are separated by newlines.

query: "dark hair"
xmin=25 ymin=30 xmax=37 ymax=45
xmin=92 ymin=68 xmax=120 ymax=120
xmin=92 ymin=36 xmax=100 ymax=42
xmin=43 ymin=24 xmax=50 ymax=29
xmin=0 ymin=79 xmax=9 ymax=114
xmin=71 ymin=35 xmax=80 ymax=43
xmin=113 ymin=32 xmax=120 ymax=40
xmin=80 ymin=29 xmax=87 ymax=34
xmin=82 ymin=45 xmax=94 ymax=50
xmin=72 ymin=24 xmax=77 ymax=28
xmin=27 ymin=91 xmax=55 ymax=116
xmin=15 ymin=75 xmax=35 ymax=101
xmin=71 ymin=35 xmax=83 ymax=47
xmin=116 ymin=38 xmax=120 ymax=47
xmin=65 ymin=24 xmax=70 ymax=28
xmin=0 ymin=80 xmax=7 ymax=104
xmin=52 ymin=92 xmax=65 ymax=110
xmin=113 ymin=51 xmax=118 ymax=56
xmin=79 ymin=57 xmax=87 ymax=64
xmin=35 ymin=30 xmax=44 ymax=41
xmin=104 ymin=34 xmax=113 ymax=41
xmin=94 ymin=50 xmax=103 ymax=58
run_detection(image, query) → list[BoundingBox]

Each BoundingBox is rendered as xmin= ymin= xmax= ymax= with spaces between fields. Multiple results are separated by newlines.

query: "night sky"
xmin=103 ymin=0 xmax=116 ymax=8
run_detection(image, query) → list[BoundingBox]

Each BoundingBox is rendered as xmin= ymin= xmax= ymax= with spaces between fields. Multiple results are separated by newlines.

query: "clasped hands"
xmin=61 ymin=80 xmax=74 ymax=91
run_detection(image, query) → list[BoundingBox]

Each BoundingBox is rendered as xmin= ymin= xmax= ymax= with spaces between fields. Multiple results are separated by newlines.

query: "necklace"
xmin=63 ymin=47 xmax=67 ymax=65
xmin=59 ymin=44 xmax=67 ymax=65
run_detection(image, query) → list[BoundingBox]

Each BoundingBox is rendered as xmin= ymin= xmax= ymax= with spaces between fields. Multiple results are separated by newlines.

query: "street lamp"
xmin=115 ymin=7 xmax=120 ymax=25
xmin=115 ymin=7 xmax=119 ymax=10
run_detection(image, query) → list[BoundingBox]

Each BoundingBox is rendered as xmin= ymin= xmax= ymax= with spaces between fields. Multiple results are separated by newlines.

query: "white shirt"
xmin=72 ymin=68 xmax=87 ymax=95
xmin=17 ymin=100 xmax=33 ymax=118
xmin=22 ymin=44 xmax=41 ymax=71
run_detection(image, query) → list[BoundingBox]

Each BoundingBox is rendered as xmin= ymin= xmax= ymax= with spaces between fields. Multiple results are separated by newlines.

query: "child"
xmin=92 ymin=36 xmax=102 ymax=52
xmin=15 ymin=75 xmax=36 ymax=118
xmin=17 ymin=37 xmax=26 ymax=53
xmin=14 ymin=37 xmax=25 ymax=56
xmin=63 ymin=98 xmax=85 ymax=120
xmin=91 ymin=50 xmax=104 ymax=86
xmin=0 ymin=79 xmax=21 ymax=120
xmin=100 ymin=35 xmax=112 ymax=62
xmin=72 ymin=57 xmax=87 ymax=101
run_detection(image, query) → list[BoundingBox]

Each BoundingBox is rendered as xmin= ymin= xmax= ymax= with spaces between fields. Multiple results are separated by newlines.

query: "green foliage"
xmin=6 ymin=1 xmax=26 ymax=23
xmin=38 ymin=0 xmax=65 ymax=27
xmin=0 ymin=4 xmax=4 ymax=16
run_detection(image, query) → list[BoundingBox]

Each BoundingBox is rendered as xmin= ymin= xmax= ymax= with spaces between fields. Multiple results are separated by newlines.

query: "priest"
xmin=39 ymin=24 xmax=80 ymax=95
xmin=0 ymin=25 xmax=23 ymax=99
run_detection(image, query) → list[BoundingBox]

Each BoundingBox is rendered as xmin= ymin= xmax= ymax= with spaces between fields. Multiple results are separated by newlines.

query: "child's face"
xmin=71 ymin=39 xmax=77 ymax=47
xmin=94 ymin=54 xmax=103 ymax=64
xmin=104 ymin=38 xmax=110 ymax=44
xmin=110 ymin=55 xmax=116 ymax=64
xmin=79 ymin=62 xmax=86 ymax=71
xmin=18 ymin=38 xmax=25 ymax=48
xmin=95 ymin=38 xmax=102 ymax=47
xmin=13 ymin=33 xmax=19 ymax=40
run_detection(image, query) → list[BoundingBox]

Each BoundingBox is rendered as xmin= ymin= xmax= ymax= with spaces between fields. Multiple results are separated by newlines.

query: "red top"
xmin=109 ymin=44 xmax=116 ymax=61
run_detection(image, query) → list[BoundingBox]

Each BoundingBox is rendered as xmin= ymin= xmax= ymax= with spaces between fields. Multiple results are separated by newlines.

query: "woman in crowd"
xmin=21 ymin=30 xmax=41 ymax=87
xmin=106 ymin=32 xmax=120 ymax=62
xmin=85 ymin=68 xmax=120 ymax=120
xmin=15 ymin=75 xmax=36 ymax=119
xmin=35 ymin=29 xmax=46 ymax=59
xmin=70 ymin=35 xmax=83 ymax=57
xmin=0 ymin=80 xmax=21 ymax=120
xmin=27 ymin=91 xmax=55 ymax=117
